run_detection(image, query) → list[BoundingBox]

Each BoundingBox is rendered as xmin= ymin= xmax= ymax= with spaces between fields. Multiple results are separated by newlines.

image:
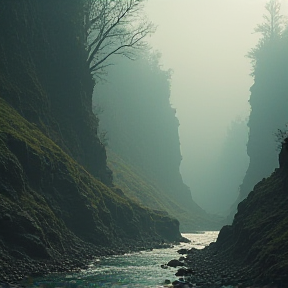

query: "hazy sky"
xmin=144 ymin=0 xmax=288 ymax=213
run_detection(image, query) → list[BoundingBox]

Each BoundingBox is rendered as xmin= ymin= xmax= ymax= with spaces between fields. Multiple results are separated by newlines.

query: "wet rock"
xmin=167 ymin=259 xmax=184 ymax=267
xmin=175 ymin=268 xmax=187 ymax=277
xmin=172 ymin=279 xmax=192 ymax=288
xmin=178 ymin=248 xmax=189 ymax=255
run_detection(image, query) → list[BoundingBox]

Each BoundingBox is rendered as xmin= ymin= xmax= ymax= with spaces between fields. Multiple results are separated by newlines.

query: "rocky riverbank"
xmin=164 ymin=143 xmax=288 ymax=288
xmin=165 ymin=244 xmax=282 ymax=288
xmin=0 ymin=238 xmax=183 ymax=285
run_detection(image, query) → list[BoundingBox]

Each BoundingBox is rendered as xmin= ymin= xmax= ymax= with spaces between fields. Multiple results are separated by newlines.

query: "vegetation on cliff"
xmin=0 ymin=97 xmax=182 ymax=281
xmin=0 ymin=0 xmax=185 ymax=282
xmin=0 ymin=0 xmax=112 ymax=183
xmin=235 ymin=0 xmax=288 ymax=204
xmin=215 ymin=3 xmax=288 ymax=280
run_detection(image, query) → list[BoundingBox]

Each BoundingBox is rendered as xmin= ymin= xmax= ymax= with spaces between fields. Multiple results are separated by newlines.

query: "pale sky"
xmin=144 ymin=0 xmax=288 ymax=213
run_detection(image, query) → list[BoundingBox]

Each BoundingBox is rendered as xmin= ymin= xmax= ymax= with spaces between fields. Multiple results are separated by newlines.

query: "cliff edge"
xmin=0 ymin=1 xmax=184 ymax=282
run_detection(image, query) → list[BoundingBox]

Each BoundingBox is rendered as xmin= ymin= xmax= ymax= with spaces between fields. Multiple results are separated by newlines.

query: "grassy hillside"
xmin=0 ymin=98 xmax=183 ymax=282
xmin=0 ymin=1 xmax=184 ymax=282
xmin=107 ymin=149 xmax=222 ymax=232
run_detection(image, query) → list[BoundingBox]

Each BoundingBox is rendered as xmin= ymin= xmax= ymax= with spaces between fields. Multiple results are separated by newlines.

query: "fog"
xmin=144 ymin=0 xmax=288 ymax=214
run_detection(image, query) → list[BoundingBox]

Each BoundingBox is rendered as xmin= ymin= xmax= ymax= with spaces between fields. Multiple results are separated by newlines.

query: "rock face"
xmin=169 ymin=144 xmax=288 ymax=287
xmin=0 ymin=1 xmax=184 ymax=282
xmin=94 ymin=57 xmax=222 ymax=232
xmin=0 ymin=94 xmax=183 ymax=282
xmin=216 ymin=143 xmax=288 ymax=283
xmin=171 ymin=155 xmax=288 ymax=286
xmin=232 ymin=28 xmax=288 ymax=216
xmin=0 ymin=0 xmax=110 ymax=184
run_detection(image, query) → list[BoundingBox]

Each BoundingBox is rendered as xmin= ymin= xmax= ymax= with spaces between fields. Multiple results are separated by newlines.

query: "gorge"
xmin=0 ymin=0 xmax=288 ymax=287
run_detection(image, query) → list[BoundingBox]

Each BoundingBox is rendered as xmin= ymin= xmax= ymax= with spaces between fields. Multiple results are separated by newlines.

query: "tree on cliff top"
xmin=256 ymin=0 xmax=284 ymax=39
xmin=247 ymin=0 xmax=286 ymax=74
xmin=85 ymin=0 xmax=155 ymax=77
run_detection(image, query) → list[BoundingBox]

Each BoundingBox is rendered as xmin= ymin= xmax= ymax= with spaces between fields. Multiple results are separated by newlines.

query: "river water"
xmin=26 ymin=232 xmax=218 ymax=288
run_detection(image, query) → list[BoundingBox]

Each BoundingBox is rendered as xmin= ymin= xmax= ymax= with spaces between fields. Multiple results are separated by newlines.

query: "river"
xmin=24 ymin=232 xmax=218 ymax=288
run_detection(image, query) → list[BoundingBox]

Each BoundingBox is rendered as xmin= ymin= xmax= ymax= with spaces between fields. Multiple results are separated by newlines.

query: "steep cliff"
xmin=216 ymin=142 xmax=288 ymax=284
xmin=94 ymin=56 xmax=221 ymax=232
xmin=213 ymin=15 xmax=288 ymax=285
xmin=0 ymin=0 xmax=111 ymax=183
xmin=0 ymin=1 xmax=184 ymax=282
xmin=234 ymin=19 xmax=288 ymax=210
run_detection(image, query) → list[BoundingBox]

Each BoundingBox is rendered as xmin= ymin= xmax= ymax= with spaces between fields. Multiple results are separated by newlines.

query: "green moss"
xmin=0 ymin=97 xmax=182 ymax=247
xmin=0 ymin=97 xmax=89 ymax=191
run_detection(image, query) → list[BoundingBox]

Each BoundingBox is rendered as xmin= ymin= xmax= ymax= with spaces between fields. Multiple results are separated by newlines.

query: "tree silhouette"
xmin=84 ymin=0 xmax=155 ymax=76
xmin=255 ymin=0 xmax=284 ymax=40
xmin=247 ymin=0 xmax=286 ymax=73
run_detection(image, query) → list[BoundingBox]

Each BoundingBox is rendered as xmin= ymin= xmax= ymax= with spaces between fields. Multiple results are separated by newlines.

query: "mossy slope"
xmin=0 ymin=97 xmax=182 ymax=281
xmin=0 ymin=2 xmax=184 ymax=282
xmin=216 ymin=144 xmax=288 ymax=283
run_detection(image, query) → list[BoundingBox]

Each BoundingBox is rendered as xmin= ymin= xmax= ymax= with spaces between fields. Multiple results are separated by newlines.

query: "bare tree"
xmin=84 ymin=0 xmax=155 ymax=76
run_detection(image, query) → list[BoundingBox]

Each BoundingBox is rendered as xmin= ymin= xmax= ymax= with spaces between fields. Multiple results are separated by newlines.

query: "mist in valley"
xmin=2 ymin=1 xmax=288 ymax=284
xmin=94 ymin=0 xmax=288 ymax=216
xmin=143 ymin=0 xmax=288 ymax=214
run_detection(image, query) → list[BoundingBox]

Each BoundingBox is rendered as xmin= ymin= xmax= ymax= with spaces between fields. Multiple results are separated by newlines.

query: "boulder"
xmin=167 ymin=259 xmax=184 ymax=267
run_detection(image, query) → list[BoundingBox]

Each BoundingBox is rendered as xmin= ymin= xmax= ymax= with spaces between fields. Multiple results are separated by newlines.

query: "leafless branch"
xmin=85 ymin=0 xmax=155 ymax=75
